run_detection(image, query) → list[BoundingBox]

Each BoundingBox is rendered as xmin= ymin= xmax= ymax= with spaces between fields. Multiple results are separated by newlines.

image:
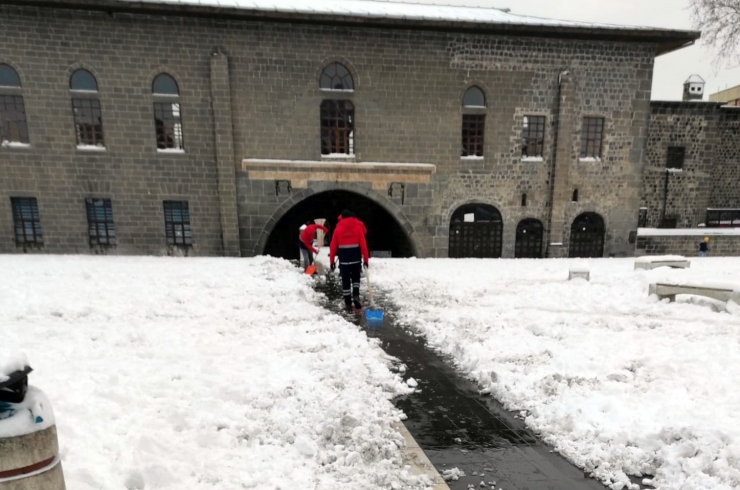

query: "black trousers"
xmin=339 ymin=263 xmax=361 ymax=304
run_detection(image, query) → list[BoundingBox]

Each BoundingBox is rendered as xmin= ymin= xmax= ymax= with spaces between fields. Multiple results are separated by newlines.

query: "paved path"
xmin=317 ymin=276 xmax=620 ymax=490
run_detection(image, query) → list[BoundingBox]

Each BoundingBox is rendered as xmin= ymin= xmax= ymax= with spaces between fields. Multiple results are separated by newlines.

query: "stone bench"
xmin=635 ymin=256 xmax=690 ymax=270
xmin=649 ymin=282 xmax=740 ymax=303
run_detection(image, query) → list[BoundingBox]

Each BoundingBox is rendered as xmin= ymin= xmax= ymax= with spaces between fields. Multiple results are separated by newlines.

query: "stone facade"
xmin=0 ymin=2 xmax=724 ymax=259
xmin=642 ymin=102 xmax=740 ymax=229
xmin=636 ymin=234 xmax=740 ymax=257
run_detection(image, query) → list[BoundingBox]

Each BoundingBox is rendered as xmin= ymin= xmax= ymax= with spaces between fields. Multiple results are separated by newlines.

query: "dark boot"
xmin=353 ymin=295 xmax=362 ymax=310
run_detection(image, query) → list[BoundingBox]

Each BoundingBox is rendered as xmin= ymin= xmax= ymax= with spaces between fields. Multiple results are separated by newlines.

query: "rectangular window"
xmin=521 ymin=115 xmax=545 ymax=157
xmin=11 ymin=197 xmax=43 ymax=245
xmin=666 ymin=146 xmax=685 ymax=170
xmin=154 ymin=102 xmax=184 ymax=150
xmin=72 ymin=99 xmax=104 ymax=147
xmin=580 ymin=117 xmax=604 ymax=158
xmin=0 ymin=95 xmax=29 ymax=144
xmin=320 ymin=100 xmax=354 ymax=155
xmin=163 ymin=201 xmax=192 ymax=246
xmin=638 ymin=208 xmax=648 ymax=228
xmin=461 ymin=114 xmax=485 ymax=157
xmin=706 ymin=209 xmax=740 ymax=227
xmin=85 ymin=198 xmax=116 ymax=246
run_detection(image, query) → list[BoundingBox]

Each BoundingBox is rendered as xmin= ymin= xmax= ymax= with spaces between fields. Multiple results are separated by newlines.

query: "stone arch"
xmin=569 ymin=212 xmax=605 ymax=258
xmin=254 ymin=181 xmax=421 ymax=257
xmin=64 ymin=63 xmax=103 ymax=91
xmin=0 ymin=61 xmax=25 ymax=88
xmin=448 ymin=202 xmax=503 ymax=258
xmin=515 ymin=218 xmax=544 ymax=259
xmin=146 ymin=66 xmax=185 ymax=97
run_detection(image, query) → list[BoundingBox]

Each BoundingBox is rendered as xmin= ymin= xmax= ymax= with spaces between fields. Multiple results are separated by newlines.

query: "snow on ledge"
xmin=243 ymin=158 xmax=436 ymax=170
xmin=638 ymin=228 xmax=740 ymax=236
xmin=579 ymin=156 xmax=602 ymax=163
xmin=1 ymin=141 xmax=31 ymax=149
xmin=157 ymin=148 xmax=186 ymax=154
xmin=321 ymin=153 xmax=356 ymax=159
xmin=460 ymin=155 xmax=484 ymax=160
xmin=521 ymin=156 xmax=544 ymax=162
xmin=77 ymin=144 xmax=106 ymax=151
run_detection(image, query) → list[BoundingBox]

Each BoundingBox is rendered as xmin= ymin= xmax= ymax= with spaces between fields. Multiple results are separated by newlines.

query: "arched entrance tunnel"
xmin=264 ymin=190 xmax=415 ymax=260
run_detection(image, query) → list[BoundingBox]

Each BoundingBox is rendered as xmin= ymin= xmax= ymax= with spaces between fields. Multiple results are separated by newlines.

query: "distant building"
xmin=709 ymin=84 xmax=740 ymax=106
xmin=683 ymin=74 xmax=705 ymax=101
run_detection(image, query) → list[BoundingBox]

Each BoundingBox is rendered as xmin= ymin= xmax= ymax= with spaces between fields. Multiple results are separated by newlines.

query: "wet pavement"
xmin=315 ymin=274 xmax=619 ymax=490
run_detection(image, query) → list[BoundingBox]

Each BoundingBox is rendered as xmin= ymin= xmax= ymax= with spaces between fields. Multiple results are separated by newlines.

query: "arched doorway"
xmin=263 ymin=190 xmax=414 ymax=260
xmin=515 ymin=219 xmax=543 ymax=258
xmin=449 ymin=203 xmax=503 ymax=258
xmin=569 ymin=213 xmax=605 ymax=258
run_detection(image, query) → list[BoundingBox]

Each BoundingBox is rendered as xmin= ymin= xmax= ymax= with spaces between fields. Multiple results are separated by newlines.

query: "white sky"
xmin=376 ymin=0 xmax=740 ymax=100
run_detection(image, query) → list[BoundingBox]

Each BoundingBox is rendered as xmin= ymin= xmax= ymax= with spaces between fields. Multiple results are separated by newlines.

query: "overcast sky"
xmin=380 ymin=0 xmax=740 ymax=100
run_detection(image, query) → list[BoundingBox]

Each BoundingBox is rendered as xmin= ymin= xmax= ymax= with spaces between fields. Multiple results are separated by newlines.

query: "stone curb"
xmin=393 ymin=421 xmax=450 ymax=490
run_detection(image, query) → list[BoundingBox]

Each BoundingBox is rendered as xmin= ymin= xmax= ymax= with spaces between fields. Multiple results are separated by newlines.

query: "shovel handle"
xmin=366 ymin=264 xmax=374 ymax=305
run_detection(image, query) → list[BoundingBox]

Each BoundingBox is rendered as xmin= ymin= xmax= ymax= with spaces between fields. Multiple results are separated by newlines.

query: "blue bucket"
xmin=365 ymin=309 xmax=384 ymax=327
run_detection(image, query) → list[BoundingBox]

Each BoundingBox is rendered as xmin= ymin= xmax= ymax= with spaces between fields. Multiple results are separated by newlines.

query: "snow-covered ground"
xmin=0 ymin=255 xmax=428 ymax=490
xmin=371 ymin=257 xmax=740 ymax=490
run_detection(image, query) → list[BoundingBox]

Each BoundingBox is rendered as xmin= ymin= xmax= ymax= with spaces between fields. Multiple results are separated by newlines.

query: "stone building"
xmin=0 ymin=0 xmax=704 ymax=259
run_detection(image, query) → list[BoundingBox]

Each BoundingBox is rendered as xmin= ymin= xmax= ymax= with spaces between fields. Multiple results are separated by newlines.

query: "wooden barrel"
xmin=0 ymin=425 xmax=65 ymax=490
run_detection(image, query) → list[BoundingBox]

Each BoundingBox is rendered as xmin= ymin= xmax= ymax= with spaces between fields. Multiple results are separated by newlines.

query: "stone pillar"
xmin=546 ymin=72 xmax=576 ymax=258
xmin=210 ymin=49 xmax=241 ymax=257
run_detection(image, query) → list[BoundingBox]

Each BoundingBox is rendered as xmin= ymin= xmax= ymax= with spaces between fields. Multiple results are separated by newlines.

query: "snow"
xmin=77 ymin=144 xmax=106 ymax=151
xmin=665 ymin=168 xmax=684 ymax=173
xmin=634 ymin=255 xmax=687 ymax=263
xmin=156 ymin=148 xmax=185 ymax=153
xmin=321 ymin=153 xmax=356 ymax=158
xmin=0 ymin=352 xmax=28 ymax=383
xmin=461 ymin=155 xmax=485 ymax=160
xmin=0 ymin=255 xmax=428 ymax=490
xmin=243 ymin=158 xmax=436 ymax=170
xmin=119 ymin=0 xmax=687 ymax=32
xmin=579 ymin=156 xmax=602 ymax=162
xmin=569 ymin=262 xmax=590 ymax=273
xmin=685 ymin=74 xmax=706 ymax=84
xmin=521 ymin=156 xmax=544 ymax=162
xmin=0 ymin=386 xmax=56 ymax=438
xmin=1 ymin=140 xmax=30 ymax=148
xmin=371 ymin=257 xmax=740 ymax=490
xmin=638 ymin=228 xmax=740 ymax=236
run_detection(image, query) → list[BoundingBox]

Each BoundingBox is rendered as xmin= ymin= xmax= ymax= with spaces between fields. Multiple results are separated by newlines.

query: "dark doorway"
xmin=515 ymin=219 xmax=543 ymax=258
xmin=263 ymin=190 xmax=414 ymax=260
xmin=449 ymin=203 xmax=503 ymax=258
xmin=569 ymin=212 xmax=605 ymax=258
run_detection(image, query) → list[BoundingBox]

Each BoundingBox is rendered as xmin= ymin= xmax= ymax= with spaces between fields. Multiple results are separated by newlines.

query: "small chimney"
xmin=683 ymin=75 xmax=705 ymax=101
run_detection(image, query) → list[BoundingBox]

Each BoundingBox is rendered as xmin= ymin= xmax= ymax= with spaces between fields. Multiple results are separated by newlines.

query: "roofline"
xmin=3 ymin=0 xmax=700 ymax=55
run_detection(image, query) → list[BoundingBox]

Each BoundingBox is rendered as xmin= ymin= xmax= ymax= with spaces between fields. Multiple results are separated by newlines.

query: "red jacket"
xmin=337 ymin=214 xmax=367 ymax=235
xmin=330 ymin=217 xmax=369 ymax=265
xmin=300 ymin=224 xmax=328 ymax=253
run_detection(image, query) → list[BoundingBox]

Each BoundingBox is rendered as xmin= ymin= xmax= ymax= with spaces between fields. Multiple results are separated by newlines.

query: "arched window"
xmin=152 ymin=73 xmax=184 ymax=151
xmin=319 ymin=62 xmax=354 ymax=91
xmin=462 ymin=86 xmax=485 ymax=108
xmin=70 ymin=69 xmax=104 ymax=148
xmin=449 ymin=203 xmax=502 ymax=258
xmin=461 ymin=86 xmax=485 ymax=157
xmin=70 ymin=69 xmax=98 ymax=91
xmin=515 ymin=219 xmax=543 ymax=258
xmin=0 ymin=64 xmax=29 ymax=145
xmin=0 ymin=64 xmax=21 ymax=88
xmin=320 ymin=100 xmax=354 ymax=155
xmin=569 ymin=213 xmax=605 ymax=258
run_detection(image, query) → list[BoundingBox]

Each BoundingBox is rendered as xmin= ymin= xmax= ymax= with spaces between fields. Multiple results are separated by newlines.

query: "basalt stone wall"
xmin=0 ymin=4 xmax=656 ymax=258
xmin=636 ymin=234 xmax=740 ymax=256
xmin=642 ymin=102 xmax=740 ymax=229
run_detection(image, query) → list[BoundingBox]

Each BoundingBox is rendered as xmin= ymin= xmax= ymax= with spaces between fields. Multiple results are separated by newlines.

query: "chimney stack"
xmin=683 ymin=75 xmax=705 ymax=101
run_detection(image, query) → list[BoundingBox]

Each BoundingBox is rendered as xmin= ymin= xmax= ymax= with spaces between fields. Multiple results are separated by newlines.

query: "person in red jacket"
xmin=337 ymin=212 xmax=367 ymax=235
xmin=330 ymin=209 xmax=369 ymax=310
xmin=299 ymin=220 xmax=328 ymax=270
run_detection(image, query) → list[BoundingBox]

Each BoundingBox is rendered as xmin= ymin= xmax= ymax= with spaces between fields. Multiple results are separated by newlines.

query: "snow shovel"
xmin=304 ymin=247 xmax=318 ymax=275
xmin=364 ymin=266 xmax=384 ymax=327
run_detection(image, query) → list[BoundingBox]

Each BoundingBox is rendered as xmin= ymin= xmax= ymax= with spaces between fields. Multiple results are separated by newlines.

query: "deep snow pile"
xmin=371 ymin=258 xmax=740 ymax=490
xmin=0 ymin=255 xmax=427 ymax=490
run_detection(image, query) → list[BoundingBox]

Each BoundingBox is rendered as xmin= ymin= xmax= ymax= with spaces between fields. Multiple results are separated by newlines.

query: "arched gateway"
xmin=262 ymin=189 xmax=416 ymax=260
xmin=569 ymin=213 xmax=605 ymax=258
xmin=448 ymin=203 xmax=503 ymax=258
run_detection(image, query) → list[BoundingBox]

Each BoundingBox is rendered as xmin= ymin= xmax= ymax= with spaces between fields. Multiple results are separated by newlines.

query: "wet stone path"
xmin=315 ymin=274 xmax=615 ymax=490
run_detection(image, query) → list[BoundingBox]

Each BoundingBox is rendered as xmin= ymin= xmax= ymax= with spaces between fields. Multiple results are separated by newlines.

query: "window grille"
xmin=72 ymin=99 xmax=104 ymax=146
xmin=86 ymin=198 xmax=116 ymax=245
xmin=163 ymin=201 xmax=192 ymax=246
xmin=580 ymin=117 xmax=604 ymax=158
xmin=461 ymin=114 xmax=485 ymax=157
xmin=320 ymin=100 xmax=354 ymax=155
xmin=521 ymin=116 xmax=545 ymax=157
xmin=11 ymin=197 xmax=42 ymax=245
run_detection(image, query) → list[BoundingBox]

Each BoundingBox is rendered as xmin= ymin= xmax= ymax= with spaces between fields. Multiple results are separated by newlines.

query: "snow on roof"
xmin=637 ymin=228 xmax=740 ymax=236
xmin=116 ymin=0 xmax=685 ymax=32
xmin=685 ymin=74 xmax=706 ymax=84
